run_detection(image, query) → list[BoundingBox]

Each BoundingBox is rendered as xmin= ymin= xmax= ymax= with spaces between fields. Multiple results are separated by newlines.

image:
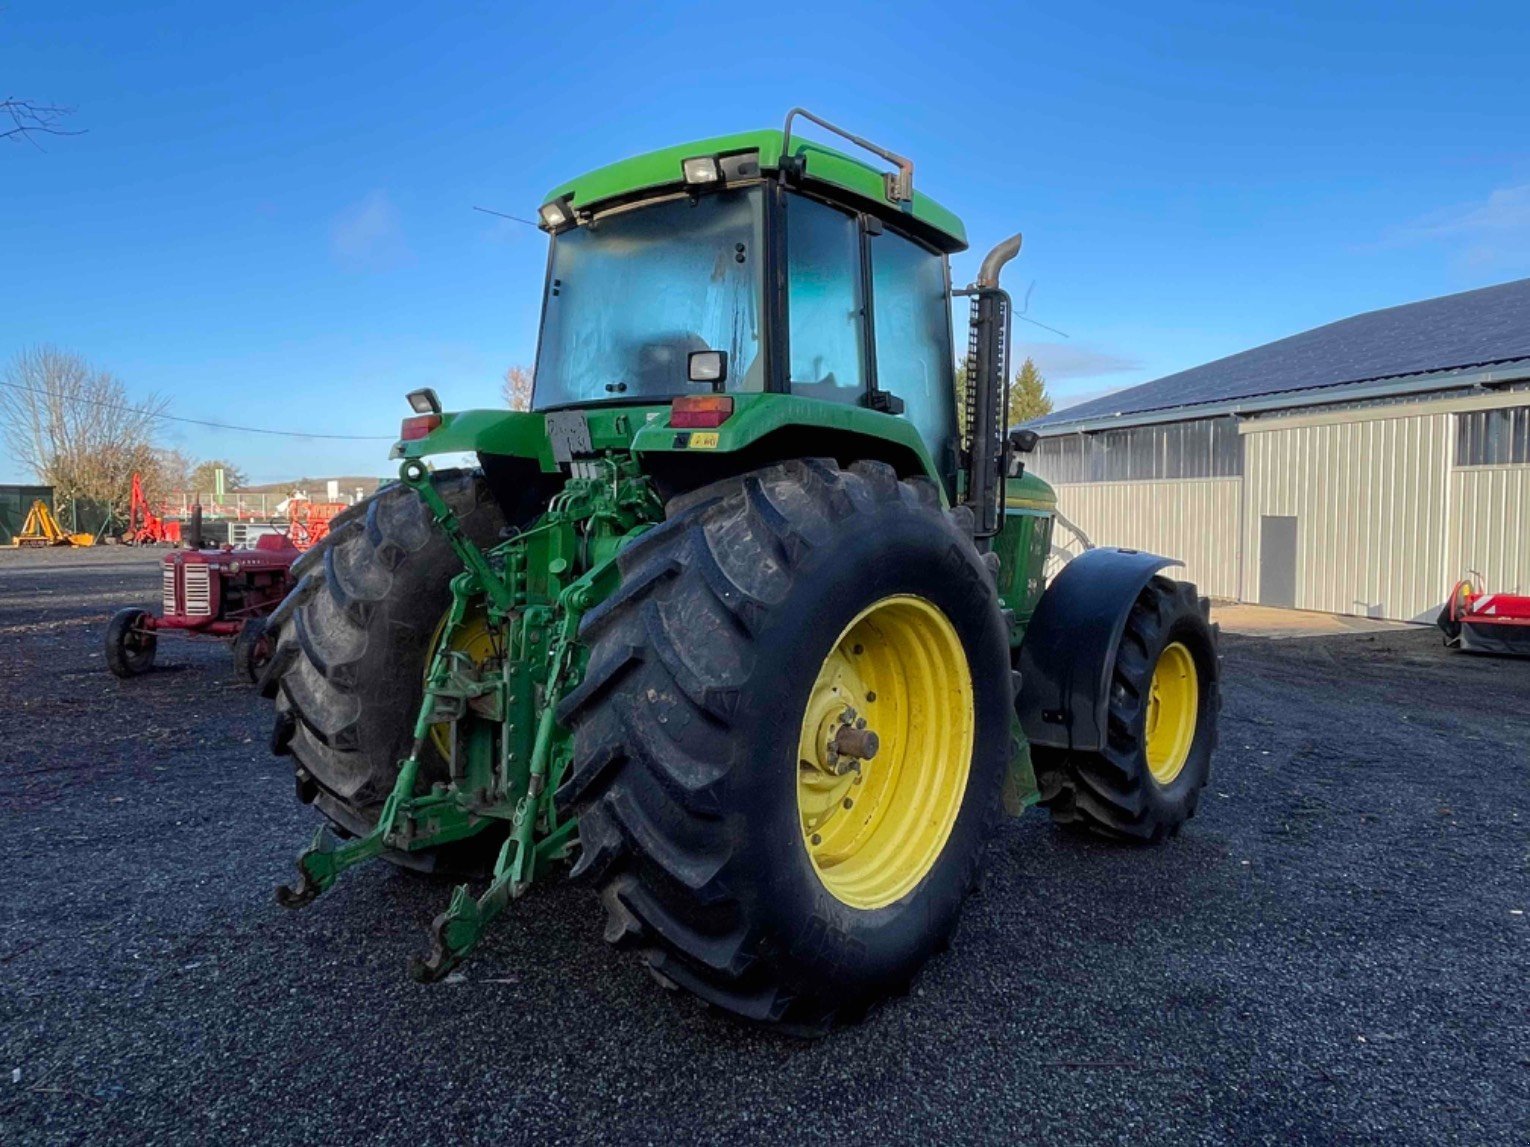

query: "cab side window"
xmin=787 ymin=195 xmax=866 ymax=403
xmin=871 ymin=229 xmax=956 ymax=461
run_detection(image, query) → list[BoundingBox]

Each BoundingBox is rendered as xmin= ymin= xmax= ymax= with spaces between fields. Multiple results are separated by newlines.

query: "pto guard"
xmin=1017 ymin=547 xmax=1181 ymax=753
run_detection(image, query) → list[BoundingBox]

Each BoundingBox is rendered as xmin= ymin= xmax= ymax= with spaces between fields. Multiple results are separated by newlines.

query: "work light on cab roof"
xmin=270 ymin=107 xmax=1222 ymax=1034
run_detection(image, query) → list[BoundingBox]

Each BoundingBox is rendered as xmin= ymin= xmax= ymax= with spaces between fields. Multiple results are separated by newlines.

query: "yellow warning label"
xmin=688 ymin=432 xmax=720 ymax=449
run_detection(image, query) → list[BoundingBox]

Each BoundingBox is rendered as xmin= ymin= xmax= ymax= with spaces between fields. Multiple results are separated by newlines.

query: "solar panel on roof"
xmin=1033 ymin=277 xmax=1530 ymax=429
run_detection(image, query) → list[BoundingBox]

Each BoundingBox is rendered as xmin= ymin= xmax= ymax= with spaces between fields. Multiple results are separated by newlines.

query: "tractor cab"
xmin=526 ymin=111 xmax=1008 ymax=524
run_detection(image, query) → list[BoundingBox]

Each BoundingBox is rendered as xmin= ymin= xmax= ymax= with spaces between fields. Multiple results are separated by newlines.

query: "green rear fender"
xmin=629 ymin=393 xmax=944 ymax=485
xmin=394 ymin=394 xmax=946 ymax=488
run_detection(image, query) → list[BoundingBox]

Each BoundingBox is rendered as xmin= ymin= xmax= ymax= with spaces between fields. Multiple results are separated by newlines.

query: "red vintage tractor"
xmin=105 ymin=511 xmax=301 ymax=682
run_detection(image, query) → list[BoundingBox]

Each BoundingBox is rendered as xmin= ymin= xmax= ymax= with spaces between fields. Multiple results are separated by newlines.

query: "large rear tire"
xmin=259 ymin=470 xmax=506 ymax=870
xmin=557 ymin=459 xmax=1012 ymax=1032
xmin=1034 ymin=577 xmax=1218 ymax=842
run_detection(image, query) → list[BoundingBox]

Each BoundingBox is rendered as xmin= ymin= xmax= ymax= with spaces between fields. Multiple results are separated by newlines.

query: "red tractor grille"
xmin=184 ymin=564 xmax=212 ymax=617
xmin=162 ymin=564 xmax=178 ymax=614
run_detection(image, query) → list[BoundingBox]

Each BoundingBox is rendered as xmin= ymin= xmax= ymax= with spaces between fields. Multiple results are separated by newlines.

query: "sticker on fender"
xmin=688 ymin=432 xmax=720 ymax=449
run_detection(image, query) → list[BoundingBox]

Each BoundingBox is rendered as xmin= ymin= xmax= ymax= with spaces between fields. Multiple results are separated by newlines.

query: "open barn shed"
xmin=1027 ymin=278 xmax=1530 ymax=622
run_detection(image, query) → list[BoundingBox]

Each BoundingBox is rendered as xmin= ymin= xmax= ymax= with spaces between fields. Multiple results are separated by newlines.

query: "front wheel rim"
xmin=1144 ymin=641 xmax=1199 ymax=784
xmin=796 ymin=594 xmax=974 ymax=910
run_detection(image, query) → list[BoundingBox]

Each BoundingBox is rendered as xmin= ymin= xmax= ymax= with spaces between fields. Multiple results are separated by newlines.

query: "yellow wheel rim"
xmin=1144 ymin=641 xmax=1198 ymax=785
xmin=424 ymin=606 xmax=499 ymax=759
xmin=796 ymin=595 xmax=974 ymax=910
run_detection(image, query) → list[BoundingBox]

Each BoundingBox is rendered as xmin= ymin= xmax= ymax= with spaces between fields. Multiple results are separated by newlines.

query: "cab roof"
xmin=540 ymin=128 xmax=967 ymax=253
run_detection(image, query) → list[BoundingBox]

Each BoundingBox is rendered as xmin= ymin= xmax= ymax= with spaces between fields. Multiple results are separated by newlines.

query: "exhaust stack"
xmin=957 ymin=234 xmax=1023 ymax=538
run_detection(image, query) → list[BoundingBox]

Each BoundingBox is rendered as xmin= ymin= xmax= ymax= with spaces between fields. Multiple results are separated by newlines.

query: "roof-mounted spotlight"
xmin=406 ymin=387 xmax=441 ymax=415
xmin=682 ymin=155 xmax=722 ymax=186
xmin=538 ymin=195 xmax=575 ymax=232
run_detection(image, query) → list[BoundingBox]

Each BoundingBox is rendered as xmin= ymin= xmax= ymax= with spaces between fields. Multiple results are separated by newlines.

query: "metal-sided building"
xmin=1027 ymin=278 xmax=1530 ymax=622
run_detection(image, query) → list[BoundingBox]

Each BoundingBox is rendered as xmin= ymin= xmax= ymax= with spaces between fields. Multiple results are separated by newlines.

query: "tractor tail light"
xmin=671 ymin=395 xmax=733 ymax=429
xmin=401 ymin=414 xmax=442 ymax=441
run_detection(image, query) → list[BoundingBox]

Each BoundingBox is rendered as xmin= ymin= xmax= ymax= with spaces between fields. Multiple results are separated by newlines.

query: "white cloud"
xmin=330 ymin=190 xmax=408 ymax=271
xmin=1384 ymin=183 xmax=1530 ymax=271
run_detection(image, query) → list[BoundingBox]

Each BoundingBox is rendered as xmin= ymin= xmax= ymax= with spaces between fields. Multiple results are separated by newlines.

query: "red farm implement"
xmin=105 ymin=519 xmax=300 ymax=682
xmin=286 ymin=498 xmax=347 ymax=551
xmin=1438 ymin=576 xmax=1530 ymax=657
xmin=123 ymin=472 xmax=181 ymax=546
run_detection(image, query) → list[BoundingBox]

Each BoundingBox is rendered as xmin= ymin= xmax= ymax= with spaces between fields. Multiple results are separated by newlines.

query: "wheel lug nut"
xmin=811 ymin=833 xmax=822 ymax=845
xmin=842 ymin=798 xmax=853 ymax=809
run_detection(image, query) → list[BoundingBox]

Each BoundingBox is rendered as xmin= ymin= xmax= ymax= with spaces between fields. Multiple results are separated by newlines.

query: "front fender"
xmin=1016 ymin=547 xmax=1181 ymax=752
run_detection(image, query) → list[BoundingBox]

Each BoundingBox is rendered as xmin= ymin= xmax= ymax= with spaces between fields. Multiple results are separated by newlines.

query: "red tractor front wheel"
xmin=105 ymin=608 xmax=158 ymax=678
xmin=232 ymin=618 xmax=273 ymax=684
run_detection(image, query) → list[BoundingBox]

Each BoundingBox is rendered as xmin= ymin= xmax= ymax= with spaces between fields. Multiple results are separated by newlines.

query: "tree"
xmin=190 ymin=458 xmax=249 ymax=497
xmin=502 ymin=365 xmax=533 ymax=411
xmin=952 ymin=356 xmax=1055 ymax=440
xmin=953 ymin=361 xmax=970 ymax=445
xmin=1008 ymin=356 xmax=1054 ymax=425
xmin=0 ymin=346 xmax=165 ymax=521
xmin=142 ymin=448 xmax=193 ymax=506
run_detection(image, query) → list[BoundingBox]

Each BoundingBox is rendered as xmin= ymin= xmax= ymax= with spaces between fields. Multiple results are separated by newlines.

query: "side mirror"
xmin=1009 ymin=428 xmax=1039 ymax=454
xmin=688 ymin=350 xmax=728 ymax=392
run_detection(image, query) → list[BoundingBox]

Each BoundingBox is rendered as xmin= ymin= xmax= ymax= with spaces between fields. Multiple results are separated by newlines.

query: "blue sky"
xmin=3 ymin=1 xmax=1527 ymax=484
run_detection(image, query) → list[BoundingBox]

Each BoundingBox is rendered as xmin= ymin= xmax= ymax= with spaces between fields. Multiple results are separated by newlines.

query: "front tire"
xmin=105 ymin=608 xmax=157 ymax=678
xmin=557 ymin=459 xmax=1012 ymax=1032
xmin=1035 ymin=577 xmax=1218 ymax=842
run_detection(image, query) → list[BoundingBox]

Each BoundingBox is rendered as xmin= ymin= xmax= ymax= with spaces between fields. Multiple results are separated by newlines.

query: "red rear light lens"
xmin=401 ymin=414 xmax=442 ymax=441
xmin=671 ymin=395 xmax=733 ymax=429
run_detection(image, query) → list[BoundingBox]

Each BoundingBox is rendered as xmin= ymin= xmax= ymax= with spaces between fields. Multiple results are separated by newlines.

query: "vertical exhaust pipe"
xmin=957 ymin=234 xmax=1023 ymax=538
xmin=975 ymin=233 xmax=1022 ymax=289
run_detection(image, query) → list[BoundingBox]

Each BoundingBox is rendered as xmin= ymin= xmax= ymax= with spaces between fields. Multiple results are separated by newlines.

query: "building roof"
xmin=541 ymin=128 xmax=968 ymax=252
xmin=1033 ymin=276 xmax=1530 ymax=433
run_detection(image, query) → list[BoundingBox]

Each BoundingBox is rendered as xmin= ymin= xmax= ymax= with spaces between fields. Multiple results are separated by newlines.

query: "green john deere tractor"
xmin=261 ymin=109 xmax=1219 ymax=1032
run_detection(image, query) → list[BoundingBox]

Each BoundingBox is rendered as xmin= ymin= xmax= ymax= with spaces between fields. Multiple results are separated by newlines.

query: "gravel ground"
xmin=2 ymin=547 xmax=1526 ymax=1145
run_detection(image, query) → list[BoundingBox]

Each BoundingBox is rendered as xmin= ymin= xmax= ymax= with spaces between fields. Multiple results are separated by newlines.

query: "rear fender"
xmin=1017 ymin=548 xmax=1180 ymax=752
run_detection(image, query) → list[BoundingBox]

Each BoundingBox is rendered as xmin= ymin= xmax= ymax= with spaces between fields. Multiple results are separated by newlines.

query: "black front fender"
xmin=1017 ymin=548 xmax=1181 ymax=752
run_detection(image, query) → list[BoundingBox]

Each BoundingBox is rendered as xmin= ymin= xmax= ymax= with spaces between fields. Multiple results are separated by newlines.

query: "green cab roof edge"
xmin=540 ymin=128 xmax=968 ymax=252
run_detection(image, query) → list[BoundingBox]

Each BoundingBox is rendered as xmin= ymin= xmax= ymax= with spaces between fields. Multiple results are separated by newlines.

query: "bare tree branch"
xmin=2 ymin=98 xmax=85 ymax=149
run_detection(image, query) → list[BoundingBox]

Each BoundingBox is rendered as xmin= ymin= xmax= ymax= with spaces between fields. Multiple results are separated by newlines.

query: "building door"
xmin=1259 ymin=515 xmax=1298 ymax=608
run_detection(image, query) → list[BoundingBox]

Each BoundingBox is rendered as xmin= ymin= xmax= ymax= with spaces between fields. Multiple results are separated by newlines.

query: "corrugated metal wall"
xmin=1242 ymin=413 xmax=1453 ymax=621
xmin=1042 ymin=394 xmax=1529 ymax=623
xmin=1451 ymin=467 xmax=1530 ymax=595
xmin=1048 ymin=478 xmax=1241 ymax=599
